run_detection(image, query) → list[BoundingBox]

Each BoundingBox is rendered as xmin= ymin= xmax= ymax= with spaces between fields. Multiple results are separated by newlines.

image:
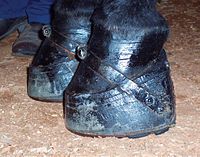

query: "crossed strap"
xmin=79 ymin=48 xmax=169 ymax=115
xmin=43 ymin=25 xmax=169 ymax=114
xmin=42 ymin=25 xmax=79 ymax=60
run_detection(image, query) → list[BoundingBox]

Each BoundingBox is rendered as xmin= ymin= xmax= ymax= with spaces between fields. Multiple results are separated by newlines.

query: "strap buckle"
xmin=76 ymin=45 xmax=87 ymax=60
xmin=42 ymin=25 xmax=52 ymax=38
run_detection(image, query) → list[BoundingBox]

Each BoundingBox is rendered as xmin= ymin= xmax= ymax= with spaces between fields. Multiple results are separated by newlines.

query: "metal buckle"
xmin=42 ymin=25 xmax=52 ymax=38
xmin=76 ymin=45 xmax=87 ymax=60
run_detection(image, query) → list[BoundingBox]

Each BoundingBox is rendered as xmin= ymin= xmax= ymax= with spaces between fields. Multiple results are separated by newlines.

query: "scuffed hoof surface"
xmin=28 ymin=60 xmax=78 ymax=102
xmin=65 ymin=90 xmax=175 ymax=138
xmin=65 ymin=50 xmax=176 ymax=138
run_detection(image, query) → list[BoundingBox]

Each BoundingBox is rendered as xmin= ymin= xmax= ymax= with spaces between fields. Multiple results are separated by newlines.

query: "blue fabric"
xmin=0 ymin=0 xmax=54 ymax=24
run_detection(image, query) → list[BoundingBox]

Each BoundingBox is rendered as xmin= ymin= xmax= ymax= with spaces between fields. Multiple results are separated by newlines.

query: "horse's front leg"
xmin=64 ymin=0 xmax=176 ymax=138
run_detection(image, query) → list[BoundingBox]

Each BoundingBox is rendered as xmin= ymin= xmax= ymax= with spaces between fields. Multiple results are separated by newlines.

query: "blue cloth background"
xmin=0 ymin=0 xmax=54 ymax=24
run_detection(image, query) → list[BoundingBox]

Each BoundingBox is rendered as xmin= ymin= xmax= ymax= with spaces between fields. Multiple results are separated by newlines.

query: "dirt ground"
xmin=0 ymin=0 xmax=200 ymax=156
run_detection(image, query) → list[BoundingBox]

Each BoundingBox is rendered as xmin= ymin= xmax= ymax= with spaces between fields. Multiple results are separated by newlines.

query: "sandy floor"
xmin=0 ymin=0 xmax=200 ymax=156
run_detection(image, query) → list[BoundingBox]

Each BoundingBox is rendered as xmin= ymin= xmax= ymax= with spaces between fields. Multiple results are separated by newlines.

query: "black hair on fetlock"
xmin=54 ymin=0 xmax=96 ymax=17
xmin=91 ymin=0 xmax=167 ymax=39
xmin=52 ymin=0 xmax=96 ymax=35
